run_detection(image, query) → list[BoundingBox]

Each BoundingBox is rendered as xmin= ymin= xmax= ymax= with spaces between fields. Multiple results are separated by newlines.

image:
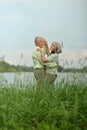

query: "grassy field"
xmin=0 ymin=74 xmax=87 ymax=130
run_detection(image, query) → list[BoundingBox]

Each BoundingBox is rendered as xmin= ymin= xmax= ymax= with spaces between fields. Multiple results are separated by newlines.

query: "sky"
xmin=0 ymin=0 xmax=87 ymax=68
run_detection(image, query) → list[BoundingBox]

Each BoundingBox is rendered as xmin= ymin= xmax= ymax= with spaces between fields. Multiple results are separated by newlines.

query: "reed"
xmin=0 ymin=75 xmax=87 ymax=130
xmin=0 ymin=57 xmax=87 ymax=129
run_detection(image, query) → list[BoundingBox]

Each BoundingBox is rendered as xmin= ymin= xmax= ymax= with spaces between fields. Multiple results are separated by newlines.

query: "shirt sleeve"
xmin=47 ymin=54 xmax=58 ymax=62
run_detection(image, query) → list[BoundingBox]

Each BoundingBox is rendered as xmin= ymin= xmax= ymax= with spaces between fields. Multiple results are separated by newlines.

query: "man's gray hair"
xmin=34 ymin=36 xmax=41 ymax=45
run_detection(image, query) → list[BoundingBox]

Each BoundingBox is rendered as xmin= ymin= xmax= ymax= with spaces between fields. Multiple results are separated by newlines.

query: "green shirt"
xmin=45 ymin=53 xmax=58 ymax=75
xmin=32 ymin=46 xmax=47 ymax=69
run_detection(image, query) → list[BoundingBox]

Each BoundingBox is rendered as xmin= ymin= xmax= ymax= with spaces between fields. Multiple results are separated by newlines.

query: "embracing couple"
xmin=32 ymin=36 xmax=62 ymax=89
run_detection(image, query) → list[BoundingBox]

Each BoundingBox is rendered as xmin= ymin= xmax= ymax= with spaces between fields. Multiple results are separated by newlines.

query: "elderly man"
xmin=32 ymin=36 xmax=49 ymax=88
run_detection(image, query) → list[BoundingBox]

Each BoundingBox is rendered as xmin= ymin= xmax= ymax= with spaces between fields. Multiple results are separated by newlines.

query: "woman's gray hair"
xmin=53 ymin=41 xmax=62 ymax=54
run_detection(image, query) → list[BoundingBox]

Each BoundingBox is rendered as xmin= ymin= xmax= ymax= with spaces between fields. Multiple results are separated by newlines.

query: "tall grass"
xmin=0 ymin=56 xmax=87 ymax=129
xmin=0 ymin=74 xmax=87 ymax=130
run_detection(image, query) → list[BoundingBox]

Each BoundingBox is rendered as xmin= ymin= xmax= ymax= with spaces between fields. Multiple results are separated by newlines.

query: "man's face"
xmin=41 ymin=38 xmax=47 ymax=46
xmin=39 ymin=38 xmax=46 ymax=48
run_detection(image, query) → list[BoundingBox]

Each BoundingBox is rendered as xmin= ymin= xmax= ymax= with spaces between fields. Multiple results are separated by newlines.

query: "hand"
xmin=37 ymin=48 xmax=42 ymax=53
xmin=43 ymin=40 xmax=48 ymax=45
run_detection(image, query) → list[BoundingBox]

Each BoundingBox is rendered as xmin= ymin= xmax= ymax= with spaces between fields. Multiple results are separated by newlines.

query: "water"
xmin=0 ymin=72 xmax=35 ymax=86
xmin=0 ymin=72 xmax=87 ymax=86
xmin=57 ymin=72 xmax=87 ymax=85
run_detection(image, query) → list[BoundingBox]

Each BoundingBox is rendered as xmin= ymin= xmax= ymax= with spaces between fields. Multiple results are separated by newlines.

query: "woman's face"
xmin=50 ymin=42 xmax=57 ymax=52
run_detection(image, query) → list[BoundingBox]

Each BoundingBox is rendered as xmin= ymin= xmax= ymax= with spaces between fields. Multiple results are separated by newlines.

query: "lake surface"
xmin=0 ymin=72 xmax=87 ymax=86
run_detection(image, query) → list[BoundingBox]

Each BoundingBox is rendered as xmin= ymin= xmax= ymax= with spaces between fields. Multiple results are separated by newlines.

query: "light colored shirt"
xmin=45 ymin=53 xmax=58 ymax=75
xmin=32 ymin=46 xmax=47 ymax=69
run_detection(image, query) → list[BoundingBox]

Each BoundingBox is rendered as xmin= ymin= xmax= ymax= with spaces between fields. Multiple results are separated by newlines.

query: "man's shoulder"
xmin=32 ymin=49 xmax=41 ymax=58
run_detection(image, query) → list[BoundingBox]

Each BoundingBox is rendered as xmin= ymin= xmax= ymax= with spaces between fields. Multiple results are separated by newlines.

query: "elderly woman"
xmin=39 ymin=41 xmax=62 ymax=86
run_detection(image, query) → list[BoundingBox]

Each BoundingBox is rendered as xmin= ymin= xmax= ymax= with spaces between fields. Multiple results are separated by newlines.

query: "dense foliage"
xmin=0 ymin=61 xmax=87 ymax=72
xmin=0 ymin=77 xmax=87 ymax=130
xmin=0 ymin=61 xmax=33 ymax=72
xmin=63 ymin=67 xmax=87 ymax=73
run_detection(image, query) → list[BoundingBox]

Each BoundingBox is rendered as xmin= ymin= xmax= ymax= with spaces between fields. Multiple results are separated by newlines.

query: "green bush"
xmin=0 ymin=78 xmax=87 ymax=130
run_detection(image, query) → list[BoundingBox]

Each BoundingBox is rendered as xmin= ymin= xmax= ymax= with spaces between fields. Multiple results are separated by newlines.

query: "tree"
xmin=58 ymin=65 xmax=64 ymax=72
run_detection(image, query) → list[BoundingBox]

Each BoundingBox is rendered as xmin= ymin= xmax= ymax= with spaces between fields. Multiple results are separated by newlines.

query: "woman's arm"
xmin=41 ymin=55 xmax=48 ymax=62
xmin=43 ymin=41 xmax=49 ymax=55
xmin=37 ymin=46 xmax=49 ymax=62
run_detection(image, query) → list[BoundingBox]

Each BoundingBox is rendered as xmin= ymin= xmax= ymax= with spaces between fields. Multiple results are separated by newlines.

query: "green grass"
xmin=0 ymin=76 xmax=87 ymax=130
